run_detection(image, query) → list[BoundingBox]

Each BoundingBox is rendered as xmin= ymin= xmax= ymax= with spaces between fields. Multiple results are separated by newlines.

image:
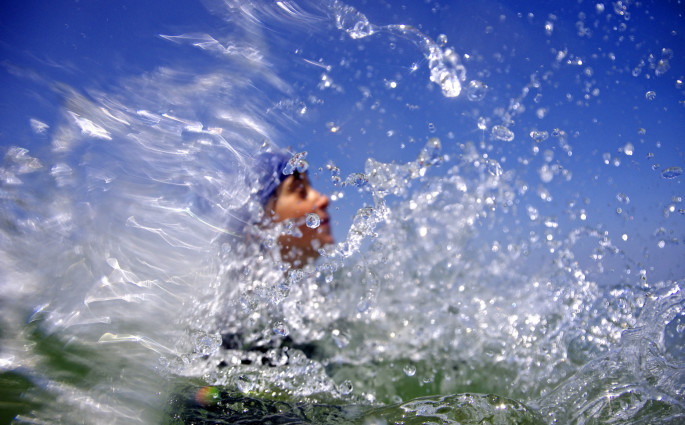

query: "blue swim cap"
xmin=253 ymin=150 xmax=292 ymax=204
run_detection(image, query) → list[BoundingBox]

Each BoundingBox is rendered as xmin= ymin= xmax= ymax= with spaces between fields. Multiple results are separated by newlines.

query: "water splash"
xmin=330 ymin=1 xmax=466 ymax=97
xmin=1 ymin=0 xmax=684 ymax=424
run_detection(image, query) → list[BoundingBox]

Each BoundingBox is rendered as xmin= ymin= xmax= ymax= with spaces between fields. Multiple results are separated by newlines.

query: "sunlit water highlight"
xmin=1 ymin=0 xmax=683 ymax=424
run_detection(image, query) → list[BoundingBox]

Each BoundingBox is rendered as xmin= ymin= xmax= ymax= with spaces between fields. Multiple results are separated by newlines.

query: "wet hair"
xmin=213 ymin=149 xmax=294 ymax=242
xmin=253 ymin=150 xmax=292 ymax=205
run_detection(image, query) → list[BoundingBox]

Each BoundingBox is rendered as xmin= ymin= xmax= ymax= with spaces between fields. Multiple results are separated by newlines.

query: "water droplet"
xmin=265 ymin=349 xmax=288 ymax=367
xmin=306 ymin=213 xmax=320 ymax=228
xmin=466 ymin=80 xmax=487 ymax=101
xmin=331 ymin=329 xmax=349 ymax=348
xmin=655 ymin=59 xmax=670 ymax=76
xmin=422 ymin=375 xmax=434 ymax=384
xmin=477 ymin=117 xmax=487 ymax=130
xmin=545 ymin=21 xmax=554 ymax=36
xmin=427 ymin=122 xmax=437 ymax=133
xmin=237 ymin=375 xmax=256 ymax=393
xmin=326 ymin=121 xmax=340 ymax=133
xmin=539 ymin=164 xmax=554 ymax=183
xmin=285 ymin=221 xmax=303 ymax=238
xmin=538 ymin=186 xmax=552 ymax=202
xmin=403 ymin=364 xmax=417 ymax=377
xmin=638 ymin=128 xmax=646 ymax=135
xmin=273 ymin=322 xmax=289 ymax=336
xmin=288 ymin=269 xmax=305 ymax=284
xmin=283 ymin=152 xmax=308 ymax=175
xmin=193 ymin=332 xmax=222 ymax=356
xmin=486 ymin=159 xmax=503 ymax=177
xmin=329 ymin=166 xmax=341 ymax=184
xmin=346 ymin=173 xmax=369 ymax=187
xmin=357 ymin=299 xmax=371 ymax=313
xmin=492 ymin=125 xmax=514 ymax=142
xmin=645 ymin=91 xmax=656 ymax=100
xmin=338 ymin=380 xmax=353 ymax=395
xmin=661 ymin=166 xmax=682 ymax=179
xmin=417 ymin=138 xmax=443 ymax=167
xmin=431 ymin=68 xmax=462 ymax=97
xmin=335 ymin=3 xmax=375 ymax=39
xmin=613 ymin=0 xmax=628 ymax=16
xmin=530 ymin=130 xmax=549 ymax=143
xmin=437 ymin=34 xmax=448 ymax=46
xmin=616 ymin=193 xmax=630 ymax=204
xmin=623 ymin=142 xmax=634 ymax=156
xmin=296 ymin=159 xmax=309 ymax=173
xmin=274 ymin=281 xmax=291 ymax=301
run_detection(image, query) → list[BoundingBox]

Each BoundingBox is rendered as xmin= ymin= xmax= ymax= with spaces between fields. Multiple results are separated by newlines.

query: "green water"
xmin=166 ymin=385 xmax=544 ymax=425
xmin=2 ymin=323 xmax=544 ymax=424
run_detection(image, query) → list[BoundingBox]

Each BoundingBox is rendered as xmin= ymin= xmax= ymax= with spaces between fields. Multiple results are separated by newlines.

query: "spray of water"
xmin=1 ymin=0 xmax=683 ymax=424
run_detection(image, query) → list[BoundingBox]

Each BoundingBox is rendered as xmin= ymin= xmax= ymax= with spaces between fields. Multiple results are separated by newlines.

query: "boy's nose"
xmin=314 ymin=190 xmax=330 ymax=211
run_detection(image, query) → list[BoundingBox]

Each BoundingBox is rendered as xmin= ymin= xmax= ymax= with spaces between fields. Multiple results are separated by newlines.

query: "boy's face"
xmin=265 ymin=172 xmax=333 ymax=265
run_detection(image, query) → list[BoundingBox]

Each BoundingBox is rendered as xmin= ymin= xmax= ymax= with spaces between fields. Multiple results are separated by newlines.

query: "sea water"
xmin=1 ymin=0 xmax=683 ymax=424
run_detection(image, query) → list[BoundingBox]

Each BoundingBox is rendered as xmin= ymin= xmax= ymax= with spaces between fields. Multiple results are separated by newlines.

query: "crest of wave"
xmin=0 ymin=34 xmax=295 ymax=422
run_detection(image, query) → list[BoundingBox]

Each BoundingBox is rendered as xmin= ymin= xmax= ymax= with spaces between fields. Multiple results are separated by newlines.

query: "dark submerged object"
xmin=166 ymin=386 xmax=545 ymax=425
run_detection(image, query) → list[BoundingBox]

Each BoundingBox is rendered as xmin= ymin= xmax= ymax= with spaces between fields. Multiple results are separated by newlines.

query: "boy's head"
xmin=254 ymin=151 xmax=333 ymax=266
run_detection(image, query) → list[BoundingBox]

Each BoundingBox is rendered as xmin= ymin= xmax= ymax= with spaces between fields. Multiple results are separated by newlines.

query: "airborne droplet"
xmin=193 ymin=332 xmax=222 ymax=356
xmin=466 ymin=80 xmax=487 ymax=101
xmin=492 ymin=125 xmax=514 ymax=142
xmin=236 ymin=375 xmax=256 ymax=393
xmin=306 ymin=213 xmax=320 ymax=228
xmin=403 ymin=364 xmax=417 ymax=377
xmin=273 ymin=322 xmax=289 ymax=336
xmin=645 ymin=90 xmax=656 ymax=101
xmin=338 ymin=380 xmax=353 ymax=395
xmin=346 ymin=173 xmax=369 ymax=187
xmin=530 ymin=130 xmax=549 ymax=143
xmin=486 ymin=159 xmax=503 ymax=177
xmin=283 ymin=152 xmax=308 ymax=175
xmin=661 ymin=167 xmax=682 ymax=179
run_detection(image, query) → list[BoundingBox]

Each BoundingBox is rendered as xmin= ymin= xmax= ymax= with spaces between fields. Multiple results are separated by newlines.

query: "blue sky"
xmin=1 ymin=0 xmax=683 ymax=279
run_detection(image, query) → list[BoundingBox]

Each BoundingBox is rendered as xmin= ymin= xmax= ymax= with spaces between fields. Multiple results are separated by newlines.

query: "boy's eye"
xmin=290 ymin=182 xmax=306 ymax=195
